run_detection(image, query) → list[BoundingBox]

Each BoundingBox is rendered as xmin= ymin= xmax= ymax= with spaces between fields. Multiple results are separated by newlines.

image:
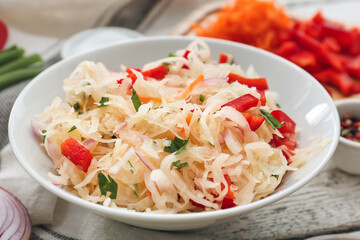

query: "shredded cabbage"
xmin=35 ymin=40 xmax=328 ymax=213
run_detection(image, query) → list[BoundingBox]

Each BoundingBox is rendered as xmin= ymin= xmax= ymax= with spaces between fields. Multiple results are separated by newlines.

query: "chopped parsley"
xmin=208 ymin=141 xmax=214 ymax=147
xmin=171 ymin=160 xmax=189 ymax=170
xmin=128 ymin=160 xmax=135 ymax=174
xmin=199 ymin=94 xmax=205 ymax=102
xmin=68 ymin=125 xmax=77 ymax=133
xmin=163 ymin=136 xmax=190 ymax=155
xmin=168 ymin=53 xmax=176 ymax=57
xmin=133 ymin=184 xmax=139 ymax=197
xmin=99 ymin=97 xmax=109 ymax=107
xmin=41 ymin=130 xmax=47 ymax=143
xmin=111 ymin=135 xmax=117 ymax=139
xmin=110 ymin=153 xmax=113 ymax=157
xmin=271 ymin=174 xmax=279 ymax=180
xmin=162 ymin=62 xmax=171 ymax=72
xmin=131 ymin=89 xmax=142 ymax=112
xmin=81 ymin=137 xmax=85 ymax=141
xmin=276 ymin=103 xmax=281 ymax=108
xmin=98 ymin=173 xmax=118 ymax=199
xmin=73 ymin=102 xmax=80 ymax=110
xmin=260 ymin=109 xmax=283 ymax=130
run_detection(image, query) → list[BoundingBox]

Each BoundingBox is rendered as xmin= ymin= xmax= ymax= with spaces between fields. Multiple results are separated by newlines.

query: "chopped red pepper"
xmin=183 ymin=50 xmax=191 ymax=59
xmin=227 ymin=73 xmax=269 ymax=90
xmin=222 ymin=93 xmax=259 ymax=112
xmin=287 ymin=51 xmax=318 ymax=70
xmin=221 ymin=174 xmax=236 ymax=209
xmin=61 ymin=137 xmax=93 ymax=172
xmin=242 ymin=113 xmax=265 ymax=131
xmin=125 ymin=68 xmax=140 ymax=83
xmin=142 ymin=65 xmax=168 ymax=80
xmin=219 ymin=53 xmax=229 ymax=63
xmin=258 ymin=90 xmax=266 ymax=106
xmin=274 ymin=41 xmax=299 ymax=57
xmin=271 ymin=110 xmax=296 ymax=134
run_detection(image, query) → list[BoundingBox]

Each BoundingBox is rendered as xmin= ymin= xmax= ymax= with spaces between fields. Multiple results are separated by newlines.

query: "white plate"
xmin=9 ymin=36 xmax=339 ymax=230
xmin=61 ymin=27 xmax=143 ymax=59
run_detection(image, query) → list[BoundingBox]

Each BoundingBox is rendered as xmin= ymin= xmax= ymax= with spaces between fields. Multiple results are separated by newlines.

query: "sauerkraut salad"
xmin=33 ymin=40 xmax=326 ymax=213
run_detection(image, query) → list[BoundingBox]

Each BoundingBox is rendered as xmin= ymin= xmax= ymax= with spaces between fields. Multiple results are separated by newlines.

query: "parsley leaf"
xmin=260 ymin=109 xmax=283 ymax=130
xmin=271 ymin=174 xmax=279 ymax=180
xmin=98 ymin=173 xmax=118 ymax=199
xmin=41 ymin=130 xmax=47 ymax=143
xmin=81 ymin=137 xmax=85 ymax=141
xmin=99 ymin=97 xmax=109 ymax=107
xmin=131 ymin=89 xmax=142 ymax=112
xmin=199 ymin=94 xmax=205 ymax=102
xmin=73 ymin=102 xmax=80 ymax=110
xmin=276 ymin=103 xmax=281 ymax=108
xmin=128 ymin=160 xmax=135 ymax=174
xmin=168 ymin=53 xmax=176 ymax=57
xmin=133 ymin=184 xmax=139 ymax=197
xmin=171 ymin=160 xmax=189 ymax=170
xmin=163 ymin=136 xmax=190 ymax=155
xmin=68 ymin=125 xmax=77 ymax=133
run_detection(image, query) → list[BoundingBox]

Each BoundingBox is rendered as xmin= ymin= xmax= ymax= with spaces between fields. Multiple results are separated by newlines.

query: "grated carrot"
xmin=174 ymin=74 xmax=204 ymax=100
xmin=192 ymin=0 xmax=293 ymax=51
xmin=186 ymin=112 xmax=193 ymax=125
xmin=138 ymin=96 xmax=163 ymax=103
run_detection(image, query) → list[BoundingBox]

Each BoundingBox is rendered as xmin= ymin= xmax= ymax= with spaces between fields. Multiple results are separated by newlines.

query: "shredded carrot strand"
xmin=186 ymin=112 xmax=193 ymax=125
xmin=138 ymin=96 xmax=163 ymax=103
xmin=192 ymin=0 xmax=293 ymax=51
xmin=174 ymin=74 xmax=205 ymax=100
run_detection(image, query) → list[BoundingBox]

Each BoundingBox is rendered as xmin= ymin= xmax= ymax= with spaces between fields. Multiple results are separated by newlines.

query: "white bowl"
xmin=9 ymin=36 xmax=339 ymax=231
xmin=333 ymin=99 xmax=360 ymax=174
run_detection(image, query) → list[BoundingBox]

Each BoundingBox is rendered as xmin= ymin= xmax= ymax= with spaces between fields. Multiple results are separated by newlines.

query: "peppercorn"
xmin=340 ymin=113 xmax=360 ymax=142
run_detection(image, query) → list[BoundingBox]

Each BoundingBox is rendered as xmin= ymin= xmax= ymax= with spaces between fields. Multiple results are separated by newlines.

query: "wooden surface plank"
xmin=195 ymin=162 xmax=360 ymax=239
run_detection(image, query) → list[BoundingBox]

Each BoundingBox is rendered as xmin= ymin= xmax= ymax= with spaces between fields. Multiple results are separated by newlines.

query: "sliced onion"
xmin=30 ymin=120 xmax=44 ymax=141
xmin=46 ymin=141 xmax=61 ymax=162
xmin=113 ymin=122 xmax=127 ymax=134
xmin=84 ymin=139 xmax=97 ymax=151
xmin=108 ymin=147 xmax=135 ymax=174
xmin=221 ymin=106 xmax=248 ymax=129
xmin=202 ymin=77 xmax=227 ymax=85
xmin=150 ymin=169 xmax=176 ymax=194
xmin=134 ymin=149 xmax=154 ymax=171
xmin=218 ymin=133 xmax=225 ymax=145
xmin=224 ymin=129 xmax=242 ymax=154
xmin=0 ymin=187 xmax=31 ymax=239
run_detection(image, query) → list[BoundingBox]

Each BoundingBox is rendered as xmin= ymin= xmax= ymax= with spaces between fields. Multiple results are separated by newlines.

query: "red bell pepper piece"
xmin=61 ymin=137 xmax=93 ymax=172
xmin=270 ymin=133 xmax=297 ymax=151
xmin=219 ymin=53 xmax=230 ymax=64
xmin=222 ymin=94 xmax=259 ymax=112
xmin=221 ymin=174 xmax=236 ymax=209
xmin=274 ymin=41 xmax=299 ymax=57
xmin=183 ymin=50 xmax=191 ymax=59
xmin=242 ymin=113 xmax=265 ymax=131
xmin=287 ymin=51 xmax=318 ymax=69
xmin=0 ymin=19 xmax=8 ymax=51
xmin=345 ymin=55 xmax=360 ymax=79
xmin=258 ymin=90 xmax=266 ymax=106
xmin=271 ymin=110 xmax=296 ymax=134
xmin=125 ymin=68 xmax=141 ymax=83
xmin=142 ymin=65 xmax=168 ymax=80
xmin=227 ymin=73 xmax=269 ymax=91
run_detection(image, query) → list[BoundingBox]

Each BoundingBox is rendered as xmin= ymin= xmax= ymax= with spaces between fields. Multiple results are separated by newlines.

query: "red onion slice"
xmin=203 ymin=77 xmax=227 ymax=85
xmin=113 ymin=122 xmax=127 ymax=134
xmin=134 ymin=149 xmax=154 ymax=171
xmin=0 ymin=187 xmax=31 ymax=240
xmin=108 ymin=147 xmax=135 ymax=174
xmin=84 ymin=139 xmax=97 ymax=151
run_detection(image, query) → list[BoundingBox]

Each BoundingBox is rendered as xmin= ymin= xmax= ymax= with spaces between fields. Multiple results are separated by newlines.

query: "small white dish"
xmin=333 ymin=99 xmax=360 ymax=174
xmin=61 ymin=27 xmax=143 ymax=59
xmin=9 ymin=36 xmax=339 ymax=230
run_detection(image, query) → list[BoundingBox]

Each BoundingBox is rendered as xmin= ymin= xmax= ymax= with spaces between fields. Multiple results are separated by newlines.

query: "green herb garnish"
xmin=98 ymin=173 xmax=118 ymax=199
xmin=199 ymin=94 xmax=205 ymax=102
xmin=171 ymin=160 xmax=189 ymax=170
xmin=111 ymin=135 xmax=117 ymax=139
xmin=133 ymin=184 xmax=139 ymax=197
xmin=162 ymin=62 xmax=171 ymax=72
xmin=260 ymin=109 xmax=283 ymax=130
xmin=163 ymin=136 xmax=190 ymax=155
xmin=168 ymin=53 xmax=176 ymax=57
xmin=81 ymin=137 xmax=85 ymax=141
xmin=73 ymin=102 xmax=80 ymax=110
xmin=128 ymin=160 xmax=135 ymax=174
xmin=41 ymin=130 xmax=47 ymax=143
xmin=276 ymin=103 xmax=281 ymax=108
xmin=131 ymin=89 xmax=142 ymax=112
xmin=68 ymin=125 xmax=77 ymax=133
xmin=271 ymin=174 xmax=279 ymax=180
xmin=99 ymin=97 xmax=109 ymax=107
